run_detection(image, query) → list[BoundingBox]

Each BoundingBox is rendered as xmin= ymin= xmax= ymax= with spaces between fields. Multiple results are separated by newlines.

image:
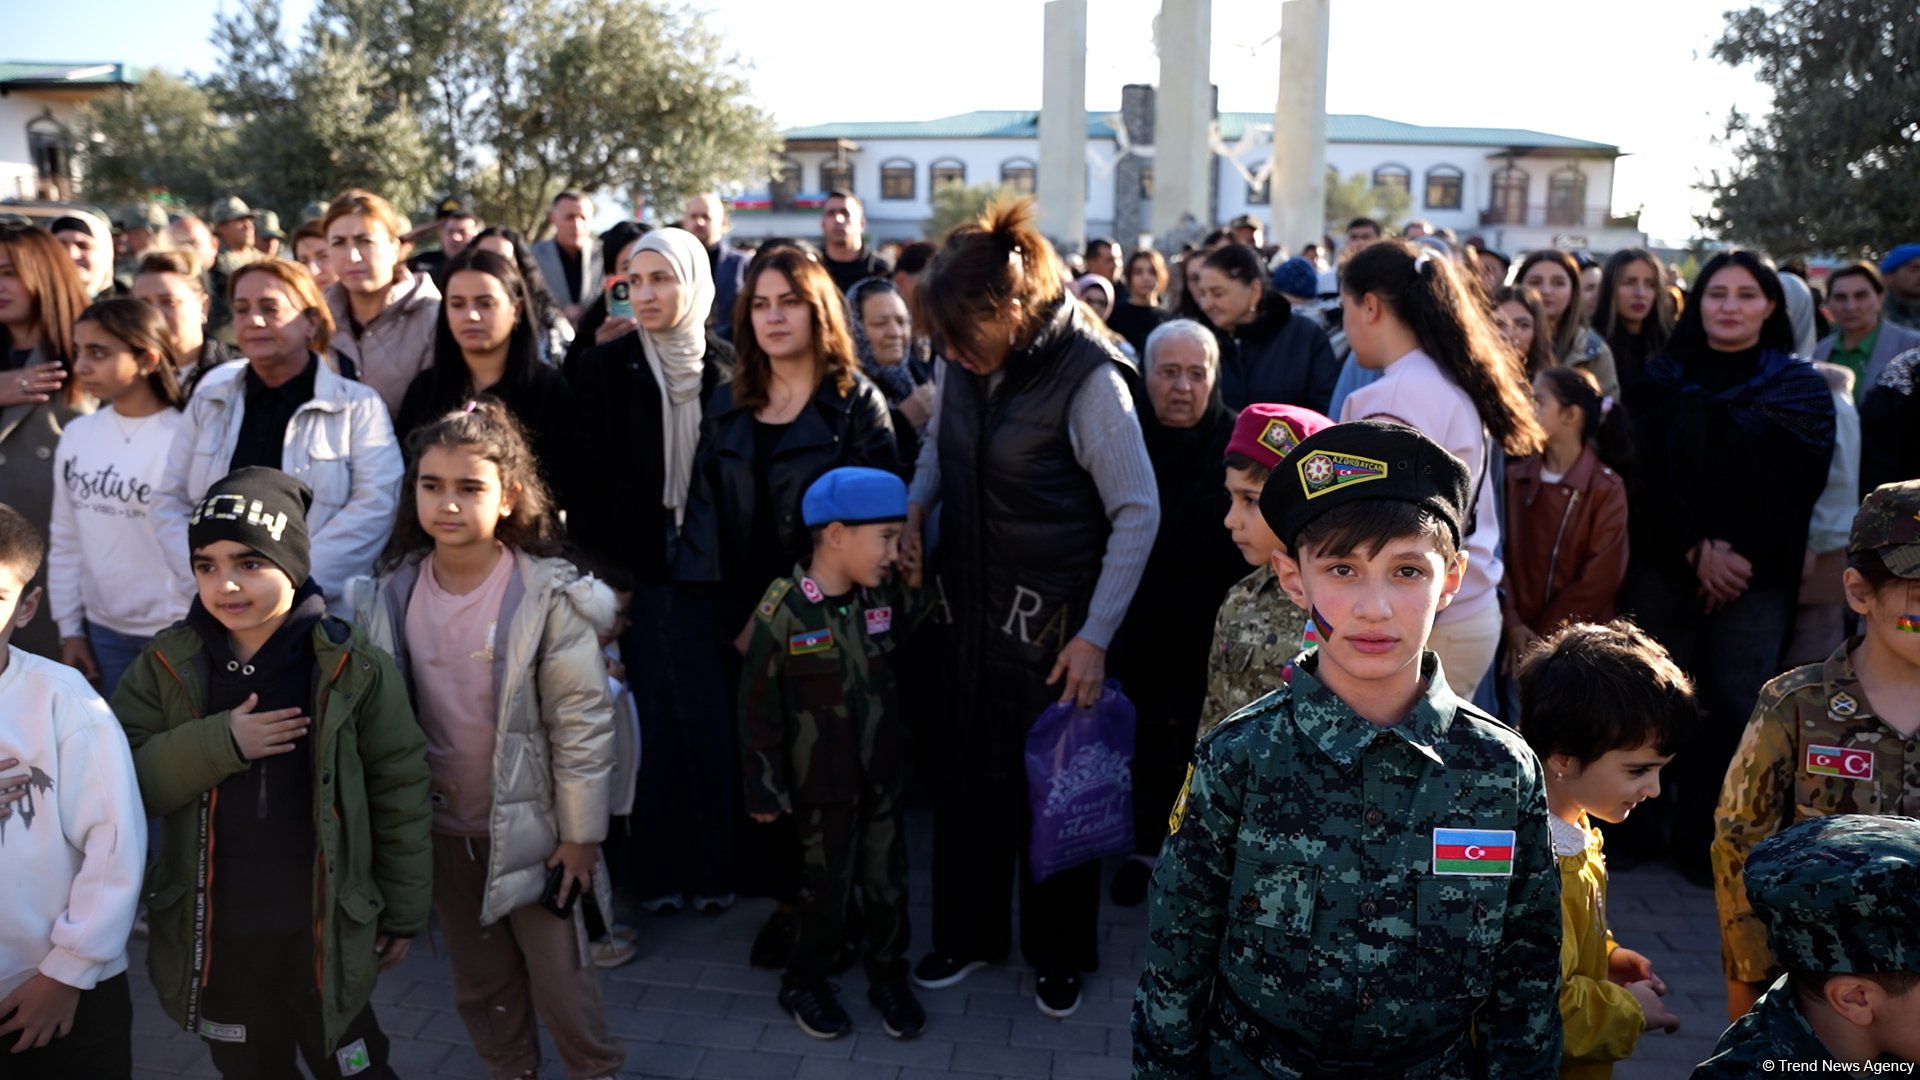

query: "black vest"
xmin=934 ymin=300 xmax=1134 ymax=777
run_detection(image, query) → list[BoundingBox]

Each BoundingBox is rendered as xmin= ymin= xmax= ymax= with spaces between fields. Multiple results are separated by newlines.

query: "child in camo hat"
xmin=1712 ymin=480 xmax=1920 ymax=1021
xmin=1693 ymin=814 xmax=1920 ymax=1075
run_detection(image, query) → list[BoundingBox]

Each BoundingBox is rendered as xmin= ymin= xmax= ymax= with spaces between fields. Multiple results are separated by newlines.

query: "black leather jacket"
xmin=674 ymin=370 xmax=899 ymax=623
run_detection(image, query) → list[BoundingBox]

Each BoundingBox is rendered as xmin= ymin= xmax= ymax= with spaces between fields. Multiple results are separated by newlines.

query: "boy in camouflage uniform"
xmin=1693 ymin=814 xmax=1920 ymax=1076
xmin=1712 ymin=480 xmax=1920 ymax=1021
xmin=739 ymin=467 xmax=929 ymax=1042
xmin=1197 ymin=403 xmax=1332 ymax=741
xmin=1134 ymin=422 xmax=1564 ymax=1078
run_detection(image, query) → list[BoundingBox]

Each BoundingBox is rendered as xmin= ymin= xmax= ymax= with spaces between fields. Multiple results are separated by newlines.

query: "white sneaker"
xmin=591 ymin=935 xmax=637 ymax=968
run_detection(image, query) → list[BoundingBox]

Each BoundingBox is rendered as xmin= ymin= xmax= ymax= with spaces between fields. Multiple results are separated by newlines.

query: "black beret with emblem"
xmin=1258 ymin=420 xmax=1472 ymax=551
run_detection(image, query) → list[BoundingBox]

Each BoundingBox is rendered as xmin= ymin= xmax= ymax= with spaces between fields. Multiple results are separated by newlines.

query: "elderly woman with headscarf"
xmin=1103 ymin=318 xmax=1245 ymax=906
xmin=845 ymin=276 xmax=933 ymax=471
xmin=50 ymin=212 xmax=122 ymax=299
xmin=568 ymin=226 xmax=738 ymax=913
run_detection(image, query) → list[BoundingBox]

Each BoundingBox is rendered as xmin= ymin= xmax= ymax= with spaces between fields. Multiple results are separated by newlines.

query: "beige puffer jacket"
xmin=349 ymin=550 xmax=614 ymax=925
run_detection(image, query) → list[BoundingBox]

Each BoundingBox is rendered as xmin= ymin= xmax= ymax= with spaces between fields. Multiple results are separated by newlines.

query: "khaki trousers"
xmin=432 ymin=834 xmax=623 ymax=1080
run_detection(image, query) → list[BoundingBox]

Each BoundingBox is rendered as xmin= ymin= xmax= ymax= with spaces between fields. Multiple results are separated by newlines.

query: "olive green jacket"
xmin=111 ymin=615 xmax=431 ymax=1053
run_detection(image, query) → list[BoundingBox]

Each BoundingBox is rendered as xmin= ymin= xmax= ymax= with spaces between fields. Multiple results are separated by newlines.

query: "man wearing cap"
xmin=115 ymin=203 xmax=169 ymax=282
xmin=253 ymin=210 xmax=285 ymax=259
xmin=1135 ymin=420 xmax=1563 ymax=1078
xmin=205 ymin=196 xmax=263 ymax=343
xmin=405 ymin=198 xmax=481 ymax=288
xmin=1882 ymin=244 xmax=1920 ymax=331
xmin=739 ymin=466 xmax=931 ymax=1041
xmin=1712 ymin=479 xmax=1920 ymax=1021
xmin=1693 ymin=815 xmax=1920 ymax=1075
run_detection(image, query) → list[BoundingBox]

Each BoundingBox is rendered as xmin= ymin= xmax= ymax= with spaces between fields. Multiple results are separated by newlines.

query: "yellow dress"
xmin=1553 ymin=813 xmax=1644 ymax=1078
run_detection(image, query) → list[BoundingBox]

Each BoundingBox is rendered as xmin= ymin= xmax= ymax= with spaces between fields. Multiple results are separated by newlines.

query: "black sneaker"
xmin=1109 ymin=859 xmax=1152 ymax=907
xmin=750 ymin=909 xmax=796 ymax=970
xmin=869 ymin=981 xmax=926 ymax=1039
xmin=911 ymin=952 xmax=988 ymax=990
xmin=778 ymin=982 xmax=852 ymax=1040
xmin=1035 ymin=969 xmax=1082 ymax=1019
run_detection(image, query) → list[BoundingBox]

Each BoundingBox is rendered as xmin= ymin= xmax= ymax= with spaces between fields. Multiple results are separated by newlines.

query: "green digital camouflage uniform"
xmin=739 ymin=565 xmax=927 ymax=991
xmin=1711 ymin=640 xmax=1920 ymax=984
xmin=1693 ymin=814 xmax=1920 ymax=1077
xmin=1133 ymin=651 xmax=1564 ymax=1079
xmin=1197 ymin=563 xmax=1313 ymax=743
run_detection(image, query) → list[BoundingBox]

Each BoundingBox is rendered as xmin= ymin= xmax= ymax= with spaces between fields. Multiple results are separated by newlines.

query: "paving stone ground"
xmin=126 ymin=812 xmax=1725 ymax=1079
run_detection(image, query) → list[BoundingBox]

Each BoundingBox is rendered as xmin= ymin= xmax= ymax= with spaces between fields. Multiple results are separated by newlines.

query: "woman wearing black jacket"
xmin=1620 ymin=249 xmax=1835 ymax=882
xmin=672 ymin=244 xmax=897 ymax=963
xmin=568 ymin=226 xmax=735 ymax=916
xmin=1193 ymin=243 xmax=1339 ymax=412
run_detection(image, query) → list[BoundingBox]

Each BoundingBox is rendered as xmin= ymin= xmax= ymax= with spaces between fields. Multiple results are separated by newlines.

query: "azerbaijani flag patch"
xmin=1297 ymin=450 xmax=1389 ymax=499
xmin=1806 ymin=744 xmax=1873 ymax=780
xmin=788 ymin=628 xmax=834 ymax=655
xmin=1432 ymin=828 xmax=1515 ymax=876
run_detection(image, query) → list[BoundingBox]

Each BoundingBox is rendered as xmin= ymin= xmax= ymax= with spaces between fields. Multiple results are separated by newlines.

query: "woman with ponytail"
xmin=901 ymin=197 xmax=1159 ymax=1018
xmin=1502 ymin=365 xmax=1631 ymax=659
xmin=1338 ymin=238 xmax=1545 ymax=697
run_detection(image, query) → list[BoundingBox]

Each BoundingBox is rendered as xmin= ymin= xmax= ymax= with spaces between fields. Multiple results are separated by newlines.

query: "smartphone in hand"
xmin=608 ymin=280 xmax=634 ymax=320
xmin=541 ymin=863 xmax=582 ymax=919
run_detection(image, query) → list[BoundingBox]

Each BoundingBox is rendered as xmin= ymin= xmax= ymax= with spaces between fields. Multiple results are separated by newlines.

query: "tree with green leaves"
xmin=1702 ymin=0 xmax=1920 ymax=256
xmin=923 ymin=180 xmax=1014 ymax=242
xmin=1324 ymin=167 xmax=1411 ymax=234
xmin=75 ymin=70 xmax=238 ymax=212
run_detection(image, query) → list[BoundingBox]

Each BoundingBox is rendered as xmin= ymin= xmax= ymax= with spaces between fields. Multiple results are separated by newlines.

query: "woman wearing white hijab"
xmin=567 ymin=225 xmax=739 ymax=915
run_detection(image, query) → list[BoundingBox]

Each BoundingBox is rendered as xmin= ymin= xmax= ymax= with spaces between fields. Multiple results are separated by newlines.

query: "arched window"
xmin=930 ymin=158 xmax=966 ymax=189
xmin=1423 ymin=165 xmax=1463 ymax=210
xmin=1371 ymin=164 xmax=1411 ymax=197
xmin=1547 ymin=166 xmax=1587 ymax=226
xmin=1246 ymin=163 xmax=1270 ymax=205
xmin=1489 ymin=166 xmax=1529 ymax=224
xmin=880 ymin=158 xmax=916 ymax=200
xmin=820 ymin=160 xmax=854 ymax=195
xmin=27 ymin=113 xmax=71 ymax=201
xmin=769 ymin=156 xmax=802 ymax=211
xmin=1000 ymin=158 xmax=1036 ymax=194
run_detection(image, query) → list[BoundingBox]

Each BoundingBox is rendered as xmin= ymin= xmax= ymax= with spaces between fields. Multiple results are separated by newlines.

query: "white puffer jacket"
xmin=350 ymin=550 xmax=614 ymax=926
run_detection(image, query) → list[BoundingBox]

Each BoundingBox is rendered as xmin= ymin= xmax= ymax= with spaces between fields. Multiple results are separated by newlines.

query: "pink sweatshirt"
xmin=1339 ymin=348 xmax=1501 ymax=624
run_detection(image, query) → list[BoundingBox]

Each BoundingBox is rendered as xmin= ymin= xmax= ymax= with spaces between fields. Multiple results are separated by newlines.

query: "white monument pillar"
xmin=1152 ymin=0 xmax=1213 ymax=238
xmin=1037 ymin=0 xmax=1088 ymax=252
xmin=1270 ymin=0 xmax=1330 ymax=253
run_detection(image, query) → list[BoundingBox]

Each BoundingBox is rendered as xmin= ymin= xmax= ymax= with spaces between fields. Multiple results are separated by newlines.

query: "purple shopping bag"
xmin=1025 ymin=679 xmax=1135 ymax=882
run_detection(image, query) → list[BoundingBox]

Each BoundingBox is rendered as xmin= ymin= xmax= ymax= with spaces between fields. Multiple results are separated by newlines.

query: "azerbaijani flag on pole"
xmin=1432 ymin=828 xmax=1516 ymax=876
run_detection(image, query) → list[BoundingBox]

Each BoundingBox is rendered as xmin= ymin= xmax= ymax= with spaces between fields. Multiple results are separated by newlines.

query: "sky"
xmin=7 ymin=0 xmax=1771 ymax=244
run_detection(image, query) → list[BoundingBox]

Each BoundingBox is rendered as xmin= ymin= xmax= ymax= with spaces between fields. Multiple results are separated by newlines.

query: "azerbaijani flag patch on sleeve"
xmin=788 ymin=628 xmax=834 ymax=655
xmin=1432 ymin=828 xmax=1516 ymax=876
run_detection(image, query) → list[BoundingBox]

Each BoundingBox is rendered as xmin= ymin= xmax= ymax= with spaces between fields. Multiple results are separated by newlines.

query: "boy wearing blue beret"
xmin=739 ymin=467 xmax=932 ymax=1043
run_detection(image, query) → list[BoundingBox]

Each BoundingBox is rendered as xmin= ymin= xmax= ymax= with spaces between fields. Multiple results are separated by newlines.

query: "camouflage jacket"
xmin=1197 ymin=563 xmax=1312 ymax=743
xmin=1710 ymin=640 xmax=1920 ymax=982
xmin=1133 ymin=652 xmax=1564 ymax=1079
xmin=738 ymin=564 xmax=927 ymax=815
xmin=1689 ymin=976 xmax=1833 ymax=1078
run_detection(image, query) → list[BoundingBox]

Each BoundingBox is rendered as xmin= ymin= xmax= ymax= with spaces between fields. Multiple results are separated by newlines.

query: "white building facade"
xmin=739 ymin=90 xmax=1645 ymax=256
xmin=0 ymin=62 xmax=131 ymax=203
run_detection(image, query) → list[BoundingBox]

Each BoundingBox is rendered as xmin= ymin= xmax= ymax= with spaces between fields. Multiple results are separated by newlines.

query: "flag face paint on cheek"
xmin=1896 ymin=613 xmax=1920 ymax=633
xmin=1310 ymin=605 xmax=1334 ymax=640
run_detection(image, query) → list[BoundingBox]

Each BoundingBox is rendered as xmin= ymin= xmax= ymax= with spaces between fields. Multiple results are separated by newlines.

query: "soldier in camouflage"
xmin=1712 ymin=480 xmax=1920 ymax=1020
xmin=738 ymin=467 xmax=930 ymax=1042
xmin=1198 ymin=403 xmax=1332 ymax=741
xmin=1693 ymin=814 xmax=1920 ymax=1076
xmin=1134 ymin=422 xmax=1564 ymax=1078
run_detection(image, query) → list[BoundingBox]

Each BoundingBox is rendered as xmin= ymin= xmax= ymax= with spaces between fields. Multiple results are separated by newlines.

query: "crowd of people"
xmin=1 ymin=173 xmax=1919 ymax=1080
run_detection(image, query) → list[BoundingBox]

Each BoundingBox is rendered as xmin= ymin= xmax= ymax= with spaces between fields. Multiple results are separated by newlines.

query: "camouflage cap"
xmin=299 ymin=201 xmax=329 ymax=225
xmin=254 ymin=210 xmax=284 ymax=239
xmin=1258 ymin=420 xmax=1471 ymax=551
xmin=1746 ymin=814 xmax=1920 ymax=974
xmin=1848 ymin=480 xmax=1920 ymax=578
xmin=209 ymin=195 xmax=252 ymax=224
xmin=119 ymin=202 xmax=168 ymax=231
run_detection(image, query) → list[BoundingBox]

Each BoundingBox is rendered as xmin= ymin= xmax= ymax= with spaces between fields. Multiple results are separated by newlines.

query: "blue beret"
xmin=802 ymin=466 xmax=908 ymax=528
xmin=1270 ymin=257 xmax=1319 ymax=301
xmin=1881 ymin=244 xmax=1920 ymax=276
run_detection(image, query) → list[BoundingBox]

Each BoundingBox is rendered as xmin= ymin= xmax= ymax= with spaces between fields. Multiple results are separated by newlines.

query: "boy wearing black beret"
xmin=1134 ymin=421 xmax=1563 ymax=1077
xmin=112 ymin=467 xmax=430 ymax=1078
